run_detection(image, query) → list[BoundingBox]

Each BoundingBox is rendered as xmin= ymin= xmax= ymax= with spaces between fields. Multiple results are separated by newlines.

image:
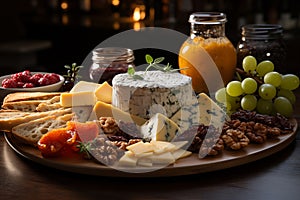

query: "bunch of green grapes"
xmin=215 ymin=55 xmax=299 ymax=117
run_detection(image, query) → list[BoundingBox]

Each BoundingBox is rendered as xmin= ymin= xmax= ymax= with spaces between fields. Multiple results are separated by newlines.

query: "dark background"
xmin=0 ymin=0 xmax=299 ymax=76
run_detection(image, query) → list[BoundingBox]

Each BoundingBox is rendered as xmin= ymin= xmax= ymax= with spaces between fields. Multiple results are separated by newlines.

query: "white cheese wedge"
xmin=70 ymin=81 xmax=101 ymax=93
xmin=140 ymin=113 xmax=180 ymax=142
xmin=150 ymin=140 xmax=176 ymax=154
xmin=60 ymin=91 xmax=97 ymax=107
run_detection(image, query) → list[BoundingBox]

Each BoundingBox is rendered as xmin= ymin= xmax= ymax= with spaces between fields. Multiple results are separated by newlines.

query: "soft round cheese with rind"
xmin=112 ymin=71 xmax=194 ymax=119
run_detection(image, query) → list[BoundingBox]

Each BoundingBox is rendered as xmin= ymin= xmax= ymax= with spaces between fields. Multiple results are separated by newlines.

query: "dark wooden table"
xmin=1 ymin=92 xmax=300 ymax=200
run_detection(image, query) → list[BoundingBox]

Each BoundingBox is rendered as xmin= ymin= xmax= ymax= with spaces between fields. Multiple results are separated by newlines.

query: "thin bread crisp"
xmin=3 ymin=92 xmax=61 ymax=103
xmin=12 ymin=113 xmax=75 ymax=146
xmin=0 ymin=108 xmax=72 ymax=132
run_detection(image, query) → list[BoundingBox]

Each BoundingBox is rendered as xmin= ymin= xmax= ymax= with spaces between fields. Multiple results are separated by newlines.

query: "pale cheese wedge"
xmin=70 ymin=81 xmax=101 ymax=93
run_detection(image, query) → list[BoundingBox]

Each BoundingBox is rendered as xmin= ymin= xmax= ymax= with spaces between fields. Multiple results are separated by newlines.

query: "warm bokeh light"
xmin=61 ymin=2 xmax=68 ymax=10
xmin=112 ymin=0 xmax=120 ymax=6
xmin=133 ymin=7 xmax=141 ymax=21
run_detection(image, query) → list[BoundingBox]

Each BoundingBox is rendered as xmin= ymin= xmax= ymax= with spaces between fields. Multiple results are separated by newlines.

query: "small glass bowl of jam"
xmin=89 ymin=47 xmax=135 ymax=85
xmin=236 ymin=24 xmax=287 ymax=73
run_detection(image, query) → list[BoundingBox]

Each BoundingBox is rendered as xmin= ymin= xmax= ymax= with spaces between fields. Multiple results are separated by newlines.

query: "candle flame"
xmin=61 ymin=2 xmax=68 ymax=10
xmin=133 ymin=7 xmax=141 ymax=21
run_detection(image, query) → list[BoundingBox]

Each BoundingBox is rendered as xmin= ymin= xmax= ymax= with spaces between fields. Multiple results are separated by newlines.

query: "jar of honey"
xmin=178 ymin=12 xmax=237 ymax=93
xmin=89 ymin=47 xmax=135 ymax=85
xmin=236 ymin=24 xmax=287 ymax=73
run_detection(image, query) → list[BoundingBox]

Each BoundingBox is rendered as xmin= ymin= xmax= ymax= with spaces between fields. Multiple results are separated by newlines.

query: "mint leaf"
xmin=127 ymin=66 xmax=135 ymax=76
xmin=154 ymin=57 xmax=164 ymax=64
xmin=145 ymin=54 xmax=153 ymax=64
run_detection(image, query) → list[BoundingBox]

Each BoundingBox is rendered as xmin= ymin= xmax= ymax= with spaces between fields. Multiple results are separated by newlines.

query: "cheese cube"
xmin=60 ymin=92 xmax=97 ymax=107
xmin=89 ymin=101 xmax=146 ymax=126
xmin=70 ymin=81 xmax=101 ymax=93
xmin=140 ymin=113 xmax=180 ymax=142
xmin=95 ymin=81 xmax=112 ymax=104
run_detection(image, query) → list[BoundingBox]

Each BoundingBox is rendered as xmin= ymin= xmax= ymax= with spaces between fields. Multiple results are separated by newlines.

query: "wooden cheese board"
xmin=4 ymin=118 xmax=298 ymax=177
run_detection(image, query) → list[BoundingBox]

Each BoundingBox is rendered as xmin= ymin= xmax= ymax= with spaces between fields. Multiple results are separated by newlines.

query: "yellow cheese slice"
xmin=60 ymin=91 xmax=97 ymax=107
xmin=89 ymin=100 xmax=146 ymax=126
xmin=95 ymin=81 xmax=112 ymax=104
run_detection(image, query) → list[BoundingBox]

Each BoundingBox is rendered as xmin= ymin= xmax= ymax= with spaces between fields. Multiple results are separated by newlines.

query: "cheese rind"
xmin=60 ymin=92 xmax=97 ymax=107
xmin=140 ymin=113 xmax=180 ymax=142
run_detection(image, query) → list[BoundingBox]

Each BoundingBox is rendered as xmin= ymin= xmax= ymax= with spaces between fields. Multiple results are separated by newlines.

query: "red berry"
xmin=23 ymin=83 xmax=34 ymax=88
xmin=38 ymin=77 xmax=51 ymax=86
xmin=43 ymin=73 xmax=60 ymax=84
xmin=11 ymin=72 xmax=23 ymax=82
xmin=29 ymin=74 xmax=43 ymax=85
xmin=17 ymin=82 xmax=25 ymax=88
xmin=1 ymin=78 xmax=18 ymax=88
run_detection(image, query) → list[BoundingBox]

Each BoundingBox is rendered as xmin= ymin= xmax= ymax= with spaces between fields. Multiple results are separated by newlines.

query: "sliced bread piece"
xmin=0 ymin=108 xmax=72 ymax=132
xmin=2 ymin=100 xmax=47 ymax=112
xmin=3 ymin=92 xmax=62 ymax=103
xmin=11 ymin=113 xmax=75 ymax=146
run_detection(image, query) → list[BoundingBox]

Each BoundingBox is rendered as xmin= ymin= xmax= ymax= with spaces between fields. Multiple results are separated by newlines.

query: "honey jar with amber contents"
xmin=178 ymin=12 xmax=237 ymax=93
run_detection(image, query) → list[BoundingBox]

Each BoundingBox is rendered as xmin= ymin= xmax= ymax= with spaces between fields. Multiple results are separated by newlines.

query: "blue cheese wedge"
xmin=140 ymin=113 xmax=181 ymax=142
xmin=112 ymin=71 xmax=193 ymax=119
xmin=197 ymin=93 xmax=228 ymax=127
xmin=171 ymin=93 xmax=227 ymax=130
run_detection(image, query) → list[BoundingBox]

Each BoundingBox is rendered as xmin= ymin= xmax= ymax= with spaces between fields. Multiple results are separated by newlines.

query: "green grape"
xmin=277 ymin=88 xmax=296 ymax=104
xmin=256 ymin=98 xmax=273 ymax=115
xmin=215 ymin=88 xmax=227 ymax=103
xmin=226 ymin=81 xmax=243 ymax=97
xmin=256 ymin=60 xmax=274 ymax=77
xmin=274 ymin=96 xmax=293 ymax=117
xmin=241 ymin=95 xmax=257 ymax=111
xmin=242 ymin=56 xmax=257 ymax=73
xmin=241 ymin=77 xmax=257 ymax=94
xmin=264 ymin=71 xmax=282 ymax=87
xmin=280 ymin=74 xmax=300 ymax=90
xmin=258 ymin=84 xmax=276 ymax=100
xmin=226 ymin=95 xmax=241 ymax=111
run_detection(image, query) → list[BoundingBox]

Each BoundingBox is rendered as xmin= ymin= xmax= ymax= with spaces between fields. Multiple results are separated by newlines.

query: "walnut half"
xmin=222 ymin=129 xmax=250 ymax=150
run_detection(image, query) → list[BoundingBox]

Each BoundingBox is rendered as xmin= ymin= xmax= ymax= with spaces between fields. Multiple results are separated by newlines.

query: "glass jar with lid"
xmin=89 ymin=47 xmax=135 ymax=85
xmin=178 ymin=12 xmax=237 ymax=93
xmin=236 ymin=24 xmax=287 ymax=73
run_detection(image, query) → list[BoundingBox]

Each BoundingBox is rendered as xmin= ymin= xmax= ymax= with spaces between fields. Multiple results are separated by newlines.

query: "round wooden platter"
xmin=4 ymin=119 xmax=298 ymax=177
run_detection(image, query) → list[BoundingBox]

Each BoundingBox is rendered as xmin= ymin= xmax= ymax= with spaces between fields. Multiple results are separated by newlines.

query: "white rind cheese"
xmin=112 ymin=71 xmax=194 ymax=119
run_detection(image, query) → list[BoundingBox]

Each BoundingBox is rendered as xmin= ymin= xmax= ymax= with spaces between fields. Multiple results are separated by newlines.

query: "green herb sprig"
xmin=127 ymin=54 xmax=187 ymax=80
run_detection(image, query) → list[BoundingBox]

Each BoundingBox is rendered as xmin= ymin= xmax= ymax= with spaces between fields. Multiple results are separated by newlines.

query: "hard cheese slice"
xmin=95 ymin=81 xmax=113 ymax=104
xmin=89 ymin=101 xmax=146 ymax=126
xmin=60 ymin=92 xmax=97 ymax=107
xmin=140 ymin=113 xmax=180 ymax=142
